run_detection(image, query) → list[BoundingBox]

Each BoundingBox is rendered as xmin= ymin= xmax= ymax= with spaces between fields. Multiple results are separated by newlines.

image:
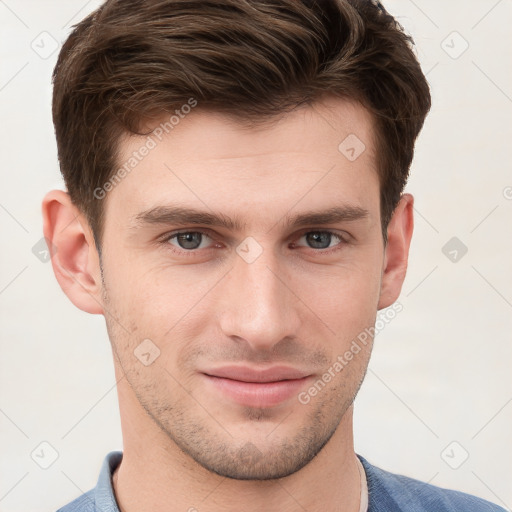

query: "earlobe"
xmin=42 ymin=190 xmax=104 ymax=314
xmin=377 ymin=193 xmax=414 ymax=310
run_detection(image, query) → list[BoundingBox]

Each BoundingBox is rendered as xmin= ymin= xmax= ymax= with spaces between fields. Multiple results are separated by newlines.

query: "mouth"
xmin=201 ymin=365 xmax=312 ymax=408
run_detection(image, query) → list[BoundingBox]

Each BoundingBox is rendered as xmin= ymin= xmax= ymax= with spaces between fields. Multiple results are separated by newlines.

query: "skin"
xmin=43 ymin=96 xmax=414 ymax=512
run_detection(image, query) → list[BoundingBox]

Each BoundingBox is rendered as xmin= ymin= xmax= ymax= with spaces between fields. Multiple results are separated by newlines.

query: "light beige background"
xmin=0 ymin=1 xmax=511 ymax=511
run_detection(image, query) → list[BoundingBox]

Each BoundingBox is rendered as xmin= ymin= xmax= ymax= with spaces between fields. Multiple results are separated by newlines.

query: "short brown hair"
xmin=52 ymin=0 xmax=431 ymax=250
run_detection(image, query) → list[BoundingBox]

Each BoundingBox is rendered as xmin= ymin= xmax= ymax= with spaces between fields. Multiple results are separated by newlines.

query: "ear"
xmin=377 ymin=193 xmax=414 ymax=310
xmin=42 ymin=190 xmax=104 ymax=314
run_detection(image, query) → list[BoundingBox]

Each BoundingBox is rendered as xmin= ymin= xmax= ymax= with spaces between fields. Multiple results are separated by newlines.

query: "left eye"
xmin=294 ymin=231 xmax=346 ymax=250
xmin=167 ymin=231 xmax=213 ymax=251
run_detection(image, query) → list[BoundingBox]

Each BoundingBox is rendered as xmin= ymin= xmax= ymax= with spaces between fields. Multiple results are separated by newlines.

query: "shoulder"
xmin=55 ymin=451 xmax=122 ymax=512
xmin=56 ymin=489 xmax=96 ymax=512
xmin=358 ymin=455 xmax=507 ymax=512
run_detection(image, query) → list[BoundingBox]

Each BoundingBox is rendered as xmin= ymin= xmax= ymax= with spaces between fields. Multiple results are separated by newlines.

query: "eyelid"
xmin=293 ymin=227 xmax=351 ymax=243
xmin=159 ymin=228 xmax=218 ymax=250
xmin=290 ymin=229 xmax=350 ymax=254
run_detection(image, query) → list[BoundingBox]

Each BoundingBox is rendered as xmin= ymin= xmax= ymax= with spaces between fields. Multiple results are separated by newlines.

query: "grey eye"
xmin=297 ymin=231 xmax=343 ymax=250
xmin=170 ymin=232 xmax=209 ymax=250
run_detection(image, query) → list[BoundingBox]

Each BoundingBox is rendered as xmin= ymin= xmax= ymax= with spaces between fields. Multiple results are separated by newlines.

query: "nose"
xmin=217 ymin=243 xmax=302 ymax=353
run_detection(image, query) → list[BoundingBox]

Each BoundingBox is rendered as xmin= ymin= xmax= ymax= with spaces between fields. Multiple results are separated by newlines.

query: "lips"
xmin=202 ymin=365 xmax=311 ymax=407
xmin=203 ymin=365 xmax=310 ymax=383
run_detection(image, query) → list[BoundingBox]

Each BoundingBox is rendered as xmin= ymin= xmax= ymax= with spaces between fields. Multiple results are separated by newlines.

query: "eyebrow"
xmin=130 ymin=204 xmax=369 ymax=232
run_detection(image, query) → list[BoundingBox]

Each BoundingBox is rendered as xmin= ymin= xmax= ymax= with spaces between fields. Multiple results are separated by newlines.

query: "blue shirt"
xmin=56 ymin=451 xmax=506 ymax=512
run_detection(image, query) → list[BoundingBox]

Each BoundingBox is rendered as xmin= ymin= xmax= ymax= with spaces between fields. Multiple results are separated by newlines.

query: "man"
xmin=42 ymin=0 xmax=505 ymax=511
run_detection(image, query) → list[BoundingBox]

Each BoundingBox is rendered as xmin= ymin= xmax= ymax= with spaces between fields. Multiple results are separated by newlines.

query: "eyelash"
xmin=158 ymin=229 xmax=350 ymax=257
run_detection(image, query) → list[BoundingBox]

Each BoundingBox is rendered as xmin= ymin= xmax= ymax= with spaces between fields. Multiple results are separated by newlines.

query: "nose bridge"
xmin=218 ymin=242 xmax=300 ymax=349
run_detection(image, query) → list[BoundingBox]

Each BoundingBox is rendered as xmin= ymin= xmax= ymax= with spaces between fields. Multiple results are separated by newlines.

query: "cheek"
xmin=296 ymin=256 xmax=382 ymax=332
xmin=102 ymin=248 xmax=189 ymax=326
xmin=102 ymin=258 xmax=218 ymax=370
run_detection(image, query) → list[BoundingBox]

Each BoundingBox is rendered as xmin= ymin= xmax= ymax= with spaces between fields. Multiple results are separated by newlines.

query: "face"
xmin=99 ymin=97 xmax=386 ymax=479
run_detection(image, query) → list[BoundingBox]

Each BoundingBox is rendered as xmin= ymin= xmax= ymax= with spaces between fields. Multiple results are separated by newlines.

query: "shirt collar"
xmin=94 ymin=451 xmax=123 ymax=512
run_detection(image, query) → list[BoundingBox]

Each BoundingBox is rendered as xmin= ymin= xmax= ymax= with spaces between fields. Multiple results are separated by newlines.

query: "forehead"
xmin=140 ymin=96 xmax=376 ymax=165
xmin=105 ymin=96 xmax=379 ymax=230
